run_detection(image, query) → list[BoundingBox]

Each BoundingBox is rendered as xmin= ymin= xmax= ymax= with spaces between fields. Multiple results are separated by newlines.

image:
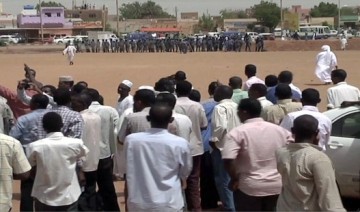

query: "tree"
xmin=220 ymin=9 xmax=248 ymax=19
xmin=197 ymin=14 xmax=215 ymax=32
xmin=252 ymin=1 xmax=281 ymax=30
xmin=119 ymin=1 xmax=174 ymax=19
xmin=36 ymin=1 xmax=65 ymax=10
xmin=310 ymin=2 xmax=337 ymax=17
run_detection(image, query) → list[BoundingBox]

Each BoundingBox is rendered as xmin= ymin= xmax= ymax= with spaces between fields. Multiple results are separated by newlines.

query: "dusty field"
xmin=3 ymin=49 xmax=359 ymax=211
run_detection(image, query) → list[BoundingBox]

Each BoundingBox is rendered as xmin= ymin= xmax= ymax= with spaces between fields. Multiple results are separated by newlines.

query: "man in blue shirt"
xmin=266 ymin=71 xmax=302 ymax=104
xmin=200 ymin=81 xmax=220 ymax=209
xmin=10 ymin=94 xmax=49 ymax=211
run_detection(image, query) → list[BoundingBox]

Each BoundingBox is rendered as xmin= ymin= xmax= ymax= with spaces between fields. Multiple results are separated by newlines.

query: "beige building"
xmin=223 ymin=18 xmax=257 ymax=32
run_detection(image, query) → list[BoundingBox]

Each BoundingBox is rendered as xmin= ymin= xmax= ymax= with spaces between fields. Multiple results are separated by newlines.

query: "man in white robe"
xmin=315 ymin=45 xmax=338 ymax=85
xmin=63 ymin=44 xmax=77 ymax=65
xmin=340 ymin=36 xmax=347 ymax=51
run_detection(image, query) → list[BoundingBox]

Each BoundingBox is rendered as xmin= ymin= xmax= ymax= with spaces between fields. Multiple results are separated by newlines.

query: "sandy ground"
xmin=3 ymin=49 xmax=359 ymax=211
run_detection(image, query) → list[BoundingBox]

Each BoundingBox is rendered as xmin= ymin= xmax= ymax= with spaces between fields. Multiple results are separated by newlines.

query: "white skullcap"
xmin=59 ymin=76 xmax=74 ymax=82
xmin=121 ymin=80 xmax=133 ymax=88
xmin=138 ymin=85 xmax=155 ymax=93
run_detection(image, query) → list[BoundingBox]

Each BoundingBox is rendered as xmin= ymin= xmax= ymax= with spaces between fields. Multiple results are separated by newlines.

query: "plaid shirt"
xmin=36 ymin=106 xmax=84 ymax=139
xmin=0 ymin=134 xmax=31 ymax=212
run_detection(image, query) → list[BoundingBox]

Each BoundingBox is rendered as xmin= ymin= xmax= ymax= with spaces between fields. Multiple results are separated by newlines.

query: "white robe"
xmin=63 ymin=45 xmax=77 ymax=62
xmin=340 ymin=38 xmax=347 ymax=50
xmin=315 ymin=50 xmax=337 ymax=83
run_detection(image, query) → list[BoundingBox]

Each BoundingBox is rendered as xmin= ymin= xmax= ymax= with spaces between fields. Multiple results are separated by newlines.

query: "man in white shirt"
xmin=125 ymin=104 xmax=192 ymax=211
xmin=248 ymin=83 xmax=273 ymax=108
xmin=116 ymin=79 xmax=134 ymax=117
xmin=280 ymin=88 xmax=332 ymax=150
xmin=86 ymin=88 xmax=120 ymax=211
xmin=71 ymin=94 xmax=102 ymax=210
xmin=243 ymin=64 xmax=265 ymax=91
xmin=27 ymin=112 xmax=88 ymax=211
xmin=210 ymin=85 xmax=240 ymax=211
xmin=62 ymin=43 xmax=77 ymax=65
xmin=327 ymin=69 xmax=360 ymax=109
xmin=175 ymin=80 xmax=207 ymax=211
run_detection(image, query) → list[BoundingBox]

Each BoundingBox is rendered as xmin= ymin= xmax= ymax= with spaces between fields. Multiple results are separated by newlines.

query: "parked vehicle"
xmin=246 ymin=31 xmax=259 ymax=39
xmin=74 ymin=35 xmax=89 ymax=42
xmin=0 ymin=35 xmax=19 ymax=44
xmin=87 ymin=31 xmax=119 ymax=41
xmin=274 ymin=28 xmax=282 ymax=37
xmin=330 ymin=30 xmax=338 ymax=37
xmin=259 ymin=33 xmax=275 ymax=40
xmin=297 ymin=26 xmax=331 ymax=40
xmin=324 ymin=106 xmax=360 ymax=199
xmin=53 ymin=36 xmax=75 ymax=44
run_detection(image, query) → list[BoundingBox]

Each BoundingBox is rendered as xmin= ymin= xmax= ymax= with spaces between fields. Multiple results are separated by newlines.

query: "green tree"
xmin=252 ymin=1 xmax=281 ymax=30
xmin=310 ymin=2 xmax=338 ymax=17
xmin=197 ymin=14 xmax=215 ymax=32
xmin=220 ymin=9 xmax=248 ymax=19
xmin=36 ymin=1 xmax=65 ymax=10
xmin=119 ymin=1 xmax=174 ymax=19
xmin=340 ymin=7 xmax=356 ymax=16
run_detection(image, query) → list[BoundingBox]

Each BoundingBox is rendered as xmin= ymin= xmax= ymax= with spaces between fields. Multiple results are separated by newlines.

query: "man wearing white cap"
xmin=58 ymin=76 xmax=74 ymax=90
xmin=116 ymin=80 xmax=133 ymax=117
xmin=315 ymin=45 xmax=338 ymax=85
xmin=62 ymin=43 xmax=77 ymax=65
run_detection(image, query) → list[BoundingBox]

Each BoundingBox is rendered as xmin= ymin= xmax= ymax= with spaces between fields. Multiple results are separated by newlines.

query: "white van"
xmin=274 ymin=28 xmax=282 ymax=37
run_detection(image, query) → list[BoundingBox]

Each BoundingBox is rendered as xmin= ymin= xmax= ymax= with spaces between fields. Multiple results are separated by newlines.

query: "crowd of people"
xmin=72 ymin=34 xmax=265 ymax=55
xmin=1 ymin=55 xmax=360 ymax=212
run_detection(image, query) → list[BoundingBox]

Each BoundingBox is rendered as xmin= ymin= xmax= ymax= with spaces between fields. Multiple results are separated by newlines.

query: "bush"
xmin=0 ymin=40 xmax=7 ymax=47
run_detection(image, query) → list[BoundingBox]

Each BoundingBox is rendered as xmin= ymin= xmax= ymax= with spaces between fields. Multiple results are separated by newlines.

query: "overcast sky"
xmin=1 ymin=0 xmax=359 ymax=15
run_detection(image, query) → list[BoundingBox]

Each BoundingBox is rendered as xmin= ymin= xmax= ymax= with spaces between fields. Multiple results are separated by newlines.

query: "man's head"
xmin=237 ymin=98 xmax=262 ymax=123
xmin=331 ymin=69 xmax=347 ymax=84
xmin=278 ymin=71 xmax=293 ymax=84
xmin=275 ymin=83 xmax=292 ymax=100
xmin=77 ymin=81 xmax=88 ymax=88
xmin=43 ymin=112 xmax=63 ymax=133
xmin=117 ymin=80 xmax=133 ymax=96
xmin=71 ymin=93 xmax=92 ymax=112
xmin=25 ymin=69 xmax=36 ymax=79
xmin=175 ymin=71 xmax=186 ymax=82
xmin=58 ymin=76 xmax=74 ymax=89
xmin=154 ymin=78 xmax=175 ymax=94
xmin=30 ymin=94 xmax=49 ymax=110
xmin=244 ymin=64 xmax=257 ymax=78
xmin=133 ymin=89 xmax=156 ymax=112
xmin=208 ymin=81 xmax=221 ymax=97
xmin=292 ymin=115 xmax=319 ymax=144
xmin=301 ymin=88 xmax=321 ymax=107
xmin=41 ymin=85 xmax=56 ymax=97
xmin=214 ymin=85 xmax=233 ymax=102
xmin=53 ymin=88 xmax=71 ymax=106
xmin=85 ymin=88 xmax=100 ymax=102
xmin=146 ymin=104 xmax=174 ymax=129
xmin=248 ymin=83 xmax=267 ymax=99
xmin=175 ymin=80 xmax=192 ymax=97
xmin=229 ymin=76 xmax=243 ymax=89
xmin=189 ymin=89 xmax=201 ymax=102
xmin=71 ymin=83 xmax=87 ymax=95
xmin=265 ymin=75 xmax=278 ymax=87
xmin=156 ymin=93 xmax=177 ymax=109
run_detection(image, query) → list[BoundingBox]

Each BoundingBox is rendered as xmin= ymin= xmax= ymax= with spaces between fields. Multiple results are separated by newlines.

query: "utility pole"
xmin=175 ymin=6 xmax=178 ymax=27
xmin=338 ymin=0 xmax=341 ymax=30
xmin=116 ymin=0 xmax=119 ymax=35
xmin=39 ymin=0 xmax=44 ymax=43
xmin=280 ymin=0 xmax=283 ymax=34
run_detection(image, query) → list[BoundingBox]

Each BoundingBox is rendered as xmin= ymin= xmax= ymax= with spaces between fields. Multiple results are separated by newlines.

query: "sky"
xmin=1 ymin=0 xmax=359 ymax=15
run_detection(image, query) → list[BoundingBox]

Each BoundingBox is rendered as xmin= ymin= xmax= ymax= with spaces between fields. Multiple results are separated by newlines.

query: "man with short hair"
xmin=175 ymin=80 xmax=207 ymax=211
xmin=210 ymin=85 xmax=240 ymax=211
xmin=327 ymin=69 xmax=360 ymax=109
xmin=9 ymin=94 xmax=49 ymax=211
xmin=228 ymin=76 xmax=248 ymax=104
xmin=87 ymin=88 xmax=120 ymax=211
xmin=0 ymin=134 xmax=31 ymax=212
xmin=27 ymin=112 xmax=88 ymax=211
xmin=280 ymin=88 xmax=331 ymax=150
xmin=243 ymin=64 xmax=265 ymax=91
xmin=276 ymin=115 xmax=345 ymax=211
xmin=266 ymin=71 xmax=302 ymax=104
xmin=125 ymin=104 xmax=192 ymax=211
xmin=262 ymin=84 xmax=302 ymax=125
xmin=265 ymin=75 xmax=278 ymax=91
xmin=222 ymin=98 xmax=292 ymax=211
xmin=71 ymin=94 xmax=102 ymax=210
xmin=116 ymin=80 xmax=134 ymax=117
xmin=248 ymin=83 xmax=273 ymax=108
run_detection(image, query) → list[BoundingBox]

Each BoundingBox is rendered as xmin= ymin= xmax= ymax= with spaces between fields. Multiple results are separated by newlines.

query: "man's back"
xmin=327 ymin=82 xmax=360 ymax=108
xmin=125 ymin=129 xmax=192 ymax=211
xmin=262 ymin=99 xmax=302 ymax=125
xmin=27 ymin=133 xmax=88 ymax=206
xmin=276 ymin=143 xmax=345 ymax=211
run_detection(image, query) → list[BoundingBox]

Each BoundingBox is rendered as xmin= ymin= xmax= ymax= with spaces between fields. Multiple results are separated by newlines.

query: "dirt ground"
xmin=2 ymin=47 xmax=359 ymax=211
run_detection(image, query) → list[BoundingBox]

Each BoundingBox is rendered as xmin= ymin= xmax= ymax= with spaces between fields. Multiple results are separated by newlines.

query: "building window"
xmin=57 ymin=13 xmax=61 ymax=17
xmin=89 ymin=13 xmax=96 ymax=18
xmin=45 ymin=13 xmax=51 ymax=17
